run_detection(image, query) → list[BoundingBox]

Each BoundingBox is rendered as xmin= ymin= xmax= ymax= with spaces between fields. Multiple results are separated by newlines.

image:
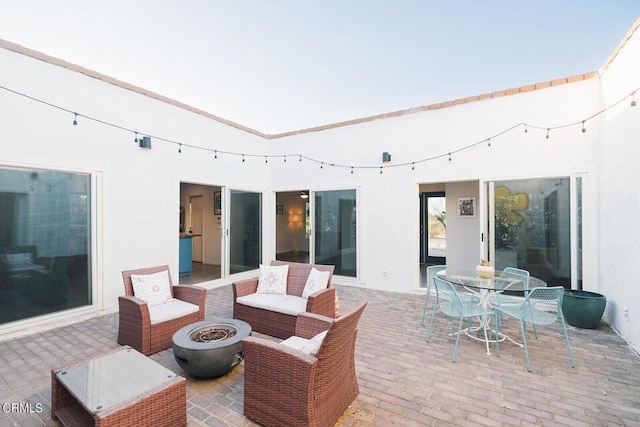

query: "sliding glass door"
xmin=313 ymin=189 xmax=357 ymax=277
xmin=486 ymin=177 xmax=581 ymax=289
xmin=228 ymin=189 xmax=262 ymax=274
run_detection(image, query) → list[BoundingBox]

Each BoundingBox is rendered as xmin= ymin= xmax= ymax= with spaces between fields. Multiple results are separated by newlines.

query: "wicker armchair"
xmin=118 ymin=265 xmax=206 ymax=355
xmin=243 ymin=301 xmax=367 ymax=427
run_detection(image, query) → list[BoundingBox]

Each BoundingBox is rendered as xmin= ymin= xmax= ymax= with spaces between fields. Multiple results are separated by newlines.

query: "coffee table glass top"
xmin=54 ymin=347 xmax=179 ymax=414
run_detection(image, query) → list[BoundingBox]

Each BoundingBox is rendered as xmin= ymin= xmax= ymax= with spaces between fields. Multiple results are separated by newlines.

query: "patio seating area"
xmin=1 ymin=283 xmax=639 ymax=426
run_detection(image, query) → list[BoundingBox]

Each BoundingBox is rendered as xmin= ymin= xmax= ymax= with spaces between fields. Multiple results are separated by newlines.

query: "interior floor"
xmin=179 ymin=262 xmax=220 ymax=285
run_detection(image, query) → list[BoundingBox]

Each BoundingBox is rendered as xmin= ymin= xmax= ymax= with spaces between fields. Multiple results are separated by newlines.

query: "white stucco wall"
xmin=599 ymin=20 xmax=640 ymax=349
xmin=269 ymin=78 xmax=602 ymax=292
xmin=0 ymin=46 xmax=268 ymax=335
xmin=2 ymin=18 xmax=640 ymax=356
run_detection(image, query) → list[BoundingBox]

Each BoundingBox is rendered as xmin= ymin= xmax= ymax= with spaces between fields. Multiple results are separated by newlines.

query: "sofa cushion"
xmin=131 ymin=270 xmax=173 ymax=306
xmin=148 ymin=299 xmax=199 ymax=325
xmin=302 ymin=268 xmax=331 ymax=298
xmin=236 ymin=293 xmax=308 ymax=316
xmin=256 ymin=264 xmax=289 ymax=295
xmin=302 ymin=330 xmax=327 ymax=356
xmin=281 ymin=330 xmax=327 ymax=357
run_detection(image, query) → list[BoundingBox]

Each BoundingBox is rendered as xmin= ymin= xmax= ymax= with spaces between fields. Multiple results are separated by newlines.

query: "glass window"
xmin=229 ymin=190 xmax=262 ymax=274
xmin=314 ymin=189 xmax=357 ymax=277
xmin=492 ymin=177 xmax=573 ymax=287
xmin=0 ymin=167 xmax=92 ymax=323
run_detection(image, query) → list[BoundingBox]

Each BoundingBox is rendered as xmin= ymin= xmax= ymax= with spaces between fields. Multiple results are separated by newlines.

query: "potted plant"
xmin=562 ymin=290 xmax=606 ymax=329
xmin=475 ymin=259 xmax=495 ymax=279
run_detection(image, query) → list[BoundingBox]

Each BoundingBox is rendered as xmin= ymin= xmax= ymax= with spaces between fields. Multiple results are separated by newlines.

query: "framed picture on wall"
xmin=214 ymin=192 xmax=221 ymax=215
xmin=458 ymin=197 xmax=476 ymax=218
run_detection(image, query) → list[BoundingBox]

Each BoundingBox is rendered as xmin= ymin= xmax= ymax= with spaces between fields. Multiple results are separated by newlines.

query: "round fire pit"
xmin=172 ymin=319 xmax=251 ymax=378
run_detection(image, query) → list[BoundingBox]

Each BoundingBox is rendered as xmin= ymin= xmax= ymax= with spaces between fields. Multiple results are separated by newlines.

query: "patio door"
xmin=484 ymin=177 xmax=582 ymax=289
xmin=420 ymin=192 xmax=446 ymax=265
xmin=226 ymin=189 xmax=262 ymax=274
xmin=311 ymin=189 xmax=357 ymax=277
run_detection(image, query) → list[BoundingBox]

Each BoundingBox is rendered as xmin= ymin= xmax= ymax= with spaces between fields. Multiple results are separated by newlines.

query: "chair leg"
xmin=425 ymin=302 xmax=438 ymax=341
xmin=420 ymin=284 xmax=431 ymax=326
xmin=520 ymin=320 xmax=532 ymax=372
xmin=560 ymin=315 xmax=575 ymax=368
xmin=452 ymin=317 xmax=464 ymax=362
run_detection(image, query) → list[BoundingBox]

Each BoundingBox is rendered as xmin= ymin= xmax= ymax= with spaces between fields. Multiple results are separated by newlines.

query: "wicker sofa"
xmin=232 ymin=260 xmax=337 ymax=339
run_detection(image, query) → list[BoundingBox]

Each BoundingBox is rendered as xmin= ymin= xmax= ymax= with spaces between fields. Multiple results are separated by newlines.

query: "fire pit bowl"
xmin=172 ymin=319 xmax=251 ymax=378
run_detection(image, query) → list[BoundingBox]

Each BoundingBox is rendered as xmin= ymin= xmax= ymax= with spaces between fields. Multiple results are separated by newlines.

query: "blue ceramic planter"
xmin=562 ymin=290 xmax=606 ymax=329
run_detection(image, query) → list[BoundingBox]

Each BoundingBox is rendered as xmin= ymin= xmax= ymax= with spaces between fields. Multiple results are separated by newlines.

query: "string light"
xmin=265 ymin=156 xmax=268 ymax=163
xmin=2 ymin=84 xmax=638 ymax=174
xmin=380 ymin=166 xmax=383 ymax=174
xmin=351 ymin=167 xmax=354 ymax=174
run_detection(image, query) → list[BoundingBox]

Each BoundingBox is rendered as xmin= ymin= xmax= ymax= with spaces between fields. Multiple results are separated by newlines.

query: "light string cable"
xmin=1 ymin=83 xmax=638 ymax=170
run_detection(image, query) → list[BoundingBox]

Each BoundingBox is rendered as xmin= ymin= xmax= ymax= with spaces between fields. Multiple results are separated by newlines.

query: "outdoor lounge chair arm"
xmin=173 ymin=285 xmax=206 ymax=317
xmin=117 ymin=295 xmax=151 ymax=353
xmin=306 ymin=287 xmax=337 ymax=318
xmin=232 ymin=278 xmax=259 ymax=299
xmin=295 ymin=312 xmax=334 ymax=339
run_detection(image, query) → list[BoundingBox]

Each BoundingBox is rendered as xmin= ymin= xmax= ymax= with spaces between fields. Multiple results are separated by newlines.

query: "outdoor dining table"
xmin=437 ymin=268 xmax=547 ymax=354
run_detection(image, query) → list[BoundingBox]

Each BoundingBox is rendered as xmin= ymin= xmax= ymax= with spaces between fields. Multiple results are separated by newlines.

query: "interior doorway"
xmin=275 ymin=190 xmax=310 ymax=263
xmin=179 ymin=182 xmax=222 ymax=284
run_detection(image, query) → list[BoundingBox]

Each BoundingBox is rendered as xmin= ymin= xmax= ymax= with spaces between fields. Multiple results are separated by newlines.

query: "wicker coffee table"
xmin=52 ymin=346 xmax=186 ymax=427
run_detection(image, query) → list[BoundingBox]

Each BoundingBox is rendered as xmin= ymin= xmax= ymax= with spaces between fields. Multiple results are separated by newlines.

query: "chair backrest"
xmin=519 ymin=286 xmax=564 ymax=324
xmin=270 ymin=260 xmax=335 ymax=296
xmin=426 ymin=265 xmax=446 ymax=289
xmin=432 ymin=277 xmax=467 ymax=315
xmin=315 ymin=301 xmax=367 ymax=362
xmin=497 ymin=267 xmax=530 ymax=291
xmin=121 ymin=265 xmax=174 ymax=297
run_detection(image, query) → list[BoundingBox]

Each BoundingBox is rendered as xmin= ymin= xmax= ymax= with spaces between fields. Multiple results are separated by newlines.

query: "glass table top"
xmin=54 ymin=347 xmax=179 ymax=414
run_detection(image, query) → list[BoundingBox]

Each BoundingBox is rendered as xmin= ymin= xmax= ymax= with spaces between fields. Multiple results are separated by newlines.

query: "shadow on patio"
xmin=1 ymin=284 xmax=639 ymax=426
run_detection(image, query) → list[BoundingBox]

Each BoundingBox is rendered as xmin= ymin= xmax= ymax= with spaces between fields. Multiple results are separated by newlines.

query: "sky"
xmin=1 ymin=1 xmax=640 ymax=134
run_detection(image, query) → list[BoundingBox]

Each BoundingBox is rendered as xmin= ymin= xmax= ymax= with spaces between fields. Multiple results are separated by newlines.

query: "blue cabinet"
xmin=179 ymin=236 xmax=193 ymax=274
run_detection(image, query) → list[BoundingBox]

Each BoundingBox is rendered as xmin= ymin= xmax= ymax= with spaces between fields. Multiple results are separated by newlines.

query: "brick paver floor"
xmin=1 ymin=284 xmax=639 ymax=426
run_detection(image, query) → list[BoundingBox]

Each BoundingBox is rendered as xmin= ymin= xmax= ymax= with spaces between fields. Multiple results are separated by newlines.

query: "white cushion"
xmin=148 ymin=299 xmax=199 ymax=325
xmin=302 ymin=330 xmax=327 ymax=356
xmin=302 ymin=268 xmax=331 ymax=298
xmin=281 ymin=336 xmax=309 ymax=352
xmin=236 ymin=293 xmax=308 ymax=316
xmin=131 ymin=270 xmax=173 ymax=306
xmin=256 ymin=264 xmax=289 ymax=295
xmin=281 ymin=330 xmax=327 ymax=356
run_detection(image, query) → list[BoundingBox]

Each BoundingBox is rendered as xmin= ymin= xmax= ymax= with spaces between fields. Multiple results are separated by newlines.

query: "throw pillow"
xmin=131 ymin=270 xmax=173 ymax=306
xmin=302 ymin=268 xmax=331 ymax=298
xmin=256 ymin=264 xmax=289 ymax=294
xmin=302 ymin=330 xmax=328 ymax=356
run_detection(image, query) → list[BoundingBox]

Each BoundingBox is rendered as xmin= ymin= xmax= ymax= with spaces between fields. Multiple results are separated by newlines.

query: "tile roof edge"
xmin=269 ymin=72 xmax=599 ymax=139
xmin=0 ymin=39 xmax=268 ymax=139
xmin=599 ymin=16 xmax=640 ymax=75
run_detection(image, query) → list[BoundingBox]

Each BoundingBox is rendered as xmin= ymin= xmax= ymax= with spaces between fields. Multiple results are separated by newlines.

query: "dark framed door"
xmin=420 ymin=192 xmax=446 ymax=265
